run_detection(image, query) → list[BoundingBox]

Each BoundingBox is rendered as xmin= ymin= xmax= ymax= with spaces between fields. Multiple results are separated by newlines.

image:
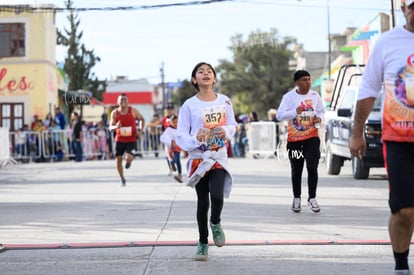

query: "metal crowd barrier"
xmin=8 ymin=123 xmax=294 ymax=163
xmin=8 ymin=125 xmax=166 ymax=163
xmin=237 ymin=121 xmax=324 ymax=161
xmin=244 ymin=121 xmax=325 ymax=161
xmin=231 ymin=121 xmax=287 ymax=159
xmin=1 ymin=127 xmax=17 ymax=167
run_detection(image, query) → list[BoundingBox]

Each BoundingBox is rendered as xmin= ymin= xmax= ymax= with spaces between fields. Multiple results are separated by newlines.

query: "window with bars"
xmin=0 ymin=23 xmax=25 ymax=58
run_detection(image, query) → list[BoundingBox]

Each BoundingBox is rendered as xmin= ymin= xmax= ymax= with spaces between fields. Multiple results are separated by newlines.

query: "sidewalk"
xmin=0 ymin=156 xmax=396 ymax=274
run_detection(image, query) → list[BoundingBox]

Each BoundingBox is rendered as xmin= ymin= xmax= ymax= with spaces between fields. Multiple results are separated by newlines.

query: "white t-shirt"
xmin=176 ymin=93 xmax=237 ymax=153
xmin=358 ymin=25 xmax=414 ymax=142
xmin=276 ymin=88 xmax=325 ymax=142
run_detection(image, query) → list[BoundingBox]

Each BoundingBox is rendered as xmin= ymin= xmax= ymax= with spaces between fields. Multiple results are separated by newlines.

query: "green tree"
xmin=171 ymin=79 xmax=197 ymax=107
xmin=57 ymin=0 xmax=106 ymax=115
xmin=217 ymin=28 xmax=295 ymax=119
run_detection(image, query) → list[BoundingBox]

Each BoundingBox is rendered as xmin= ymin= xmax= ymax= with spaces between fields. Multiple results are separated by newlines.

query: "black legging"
xmin=195 ymin=168 xmax=226 ymax=244
xmin=287 ymin=137 xmax=320 ymax=200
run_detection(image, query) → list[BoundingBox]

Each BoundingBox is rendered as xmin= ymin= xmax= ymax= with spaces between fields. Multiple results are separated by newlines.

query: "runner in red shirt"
xmin=109 ymin=94 xmax=145 ymax=187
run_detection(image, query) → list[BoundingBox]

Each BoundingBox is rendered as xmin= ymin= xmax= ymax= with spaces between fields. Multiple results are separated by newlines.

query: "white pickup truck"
xmin=324 ymin=64 xmax=384 ymax=179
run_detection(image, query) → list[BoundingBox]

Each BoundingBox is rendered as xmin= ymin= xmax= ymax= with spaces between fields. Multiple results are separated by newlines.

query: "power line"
xmin=0 ymin=0 xmax=391 ymax=14
xmin=0 ymin=0 xmax=234 ymax=13
xmin=238 ymin=0 xmax=390 ymax=13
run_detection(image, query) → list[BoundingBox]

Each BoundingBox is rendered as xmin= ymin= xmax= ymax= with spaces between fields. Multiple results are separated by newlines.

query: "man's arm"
xmin=276 ymin=94 xmax=297 ymax=121
xmin=349 ymin=97 xmax=376 ymax=158
xmin=108 ymin=110 xmax=119 ymax=131
xmin=146 ymin=119 xmax=158 ymax=127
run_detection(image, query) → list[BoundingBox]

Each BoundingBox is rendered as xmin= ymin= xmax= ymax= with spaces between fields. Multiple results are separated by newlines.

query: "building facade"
xmin=292 ymin=12 xmax=390 ymax=108
xmin=0 ymin=5 xmax=60 ymax=131
xmin=103 ymin=76 xmax=158 ymax=124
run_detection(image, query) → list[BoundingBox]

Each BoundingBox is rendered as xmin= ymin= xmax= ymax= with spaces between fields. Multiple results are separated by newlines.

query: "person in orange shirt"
xmin=350 ymin=1 xmax=414 ymax=273
xmin=276 ymin=70 xmax=324 ymax=214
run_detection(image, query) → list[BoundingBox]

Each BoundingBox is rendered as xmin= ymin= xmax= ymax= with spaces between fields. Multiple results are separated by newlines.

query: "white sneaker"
xmin=308 ymin=198 xmax=320 ymax=213
xmin=292 ymin=198 xmax=301 ymax=213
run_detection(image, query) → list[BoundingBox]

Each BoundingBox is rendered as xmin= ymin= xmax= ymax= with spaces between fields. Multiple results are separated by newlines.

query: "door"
xmin=335 ymin=88 xmax=356 ymax=157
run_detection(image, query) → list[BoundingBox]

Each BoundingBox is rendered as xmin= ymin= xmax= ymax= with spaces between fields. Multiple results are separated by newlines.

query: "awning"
xmin=351 ymin=30 xmax=378 ymax=41
xmin=340 ymin=45 xmax=359 ymax=52
xmin=102 ymin=92 xmax=153 ymax=105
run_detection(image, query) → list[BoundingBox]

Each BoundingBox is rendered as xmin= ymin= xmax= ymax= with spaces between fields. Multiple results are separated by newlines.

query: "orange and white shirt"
xmin=358 ymin=25 xmax=414 ymax=142
xmin=276 ymin=88 xmax=325 ymax=142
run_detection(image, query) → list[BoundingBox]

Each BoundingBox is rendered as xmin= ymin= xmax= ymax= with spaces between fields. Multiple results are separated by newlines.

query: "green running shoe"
xmin=194 ymin=242 xmax=208 ymax=261
xmin=210 ymin=223 xmax=225 ymax=247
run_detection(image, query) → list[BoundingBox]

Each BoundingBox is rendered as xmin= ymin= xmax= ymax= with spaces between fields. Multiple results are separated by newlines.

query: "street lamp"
xmin=160 ymin=62 xmax=166 ymax=115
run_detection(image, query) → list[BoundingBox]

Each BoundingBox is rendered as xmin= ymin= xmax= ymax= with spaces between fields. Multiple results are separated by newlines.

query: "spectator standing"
xmin=32 ymin=118 xmax=46 ymax=162
xmin=44 ymin=112 xmax=54 ymax=129
xmin=268 ymin=108 xmax=281 ymax=156
xmin=31 ymin=114 xmax=39 ymax=130
xmin=146 ymin=113 xmax=162 ymax=157
xmin=71 ymin=112 xmax=83 ymax=162
xmin=247 ymin=111 xmax=260 ymax=158
xmin=82 ymin=122 xmax=95 ymax=160
xmin=349 ymin=1 xmax=414 ymax=273
xmin=236 ymin=114 xmax=248 ymax=158
xmin=96 ymin=120 xmax=109 ymax=160
xmin=15 ymin=127 xmax=27 ymax=160
xmin=176 ymin=62 xmax=237 ymax=261
xmin=49 ymin=120 xmax=63 ymax=161
xmin=248 ymin=111 xmax=259 ymax=122
xmin=54 ymin=107 xmax=66 ymax=130
xmin=135 ymin=119 xmax=144 ymax=158
xmin=276 ymin=70 xmax=325 ymax=213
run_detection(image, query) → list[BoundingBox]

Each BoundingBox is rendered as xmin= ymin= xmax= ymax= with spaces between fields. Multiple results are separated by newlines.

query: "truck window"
xmin=338 ymin=89 xmax=356 ymax=110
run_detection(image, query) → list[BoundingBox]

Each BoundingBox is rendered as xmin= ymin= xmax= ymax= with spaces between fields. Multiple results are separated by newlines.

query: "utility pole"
xmin=160 ymin=62 xmax=165 ymax=115
xmin=297 ymin=0 xmax=331 ymax=80
xmin=327 ymin=0 xmax=331 ymax=80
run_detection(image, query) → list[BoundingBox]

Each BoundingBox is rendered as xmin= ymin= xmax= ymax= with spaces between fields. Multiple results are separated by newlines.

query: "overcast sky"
xmin=1 ymin=0 xmax=404 ymax=84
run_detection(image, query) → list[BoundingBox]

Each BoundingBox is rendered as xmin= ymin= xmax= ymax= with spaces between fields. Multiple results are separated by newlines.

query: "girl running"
xmin=176 ymin=62 xmax=237 ymax=261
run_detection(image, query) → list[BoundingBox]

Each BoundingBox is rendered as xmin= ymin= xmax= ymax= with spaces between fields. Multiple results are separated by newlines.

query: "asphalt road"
xmin=0 ymin=155 xmax=399 ymax=275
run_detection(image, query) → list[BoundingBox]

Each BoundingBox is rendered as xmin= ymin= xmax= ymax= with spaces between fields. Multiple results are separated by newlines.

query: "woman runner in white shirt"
xmin=176 ymin=62 xmax=237 ymax=261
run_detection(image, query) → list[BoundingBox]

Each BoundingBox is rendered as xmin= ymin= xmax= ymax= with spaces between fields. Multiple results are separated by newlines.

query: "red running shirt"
xmin=115 ymin=107 xmax=137 ymax=143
